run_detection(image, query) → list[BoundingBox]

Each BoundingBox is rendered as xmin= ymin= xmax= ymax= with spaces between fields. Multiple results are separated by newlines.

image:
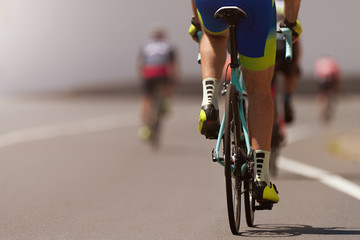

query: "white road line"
xmin=279 ymin=124 xmax=360 ymax=201
xmin=279 ymin=156 xmax=360 ymax=200
xmin=0 ymin=112 xmax=359 ymax=200
xmin=0 ymin=112 xmax=139 ymax=148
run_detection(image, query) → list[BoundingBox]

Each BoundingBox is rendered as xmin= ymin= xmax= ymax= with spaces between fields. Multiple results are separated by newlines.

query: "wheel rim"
xmin=224 ymin=84 xmax=242 ymax=234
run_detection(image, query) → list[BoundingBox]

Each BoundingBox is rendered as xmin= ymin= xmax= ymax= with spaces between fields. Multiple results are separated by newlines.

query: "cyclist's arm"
xmin=191 ymin=0 xmax=200 ymax=23
xmin=283 ymin=0 xmax=302 ymax=42
xmin=284 ymin=0 xmax=301 ymax=23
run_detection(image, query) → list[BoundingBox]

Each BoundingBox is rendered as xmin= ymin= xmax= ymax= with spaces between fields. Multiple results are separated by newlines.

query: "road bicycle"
xmin=197 ymin=6 xmax=293 ymax=235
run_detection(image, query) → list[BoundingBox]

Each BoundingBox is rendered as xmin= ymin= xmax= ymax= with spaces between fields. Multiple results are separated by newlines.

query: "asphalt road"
xmin=0 ymin=94 xmax=359 ymax=240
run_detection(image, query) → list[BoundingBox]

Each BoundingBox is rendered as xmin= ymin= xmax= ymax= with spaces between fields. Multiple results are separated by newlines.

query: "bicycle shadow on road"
xmin=239 ymin=224 xmax=360 ymax=238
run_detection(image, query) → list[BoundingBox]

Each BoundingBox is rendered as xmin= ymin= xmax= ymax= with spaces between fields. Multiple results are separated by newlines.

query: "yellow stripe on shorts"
xmin=239 ymin=28 xmax=277 ymax=71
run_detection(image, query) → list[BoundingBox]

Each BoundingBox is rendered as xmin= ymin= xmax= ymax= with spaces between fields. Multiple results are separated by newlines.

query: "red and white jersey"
xmin=314 ymin=57 xmax=340 ymax=82
xmin=140 ymin=38 xmax=176 ymax=79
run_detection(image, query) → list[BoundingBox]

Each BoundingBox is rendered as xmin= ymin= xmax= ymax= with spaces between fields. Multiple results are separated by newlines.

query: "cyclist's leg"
xmin=200 ymin=30 xmax=228 ymax=82
xmin=243 ymin=67 xmax=280 ymax=203
xmin=283 ymin=71 xmax=299 ymax=123
xmin=159 ymin=77 xmax=171 ymax=116
xmin=197 ymin=31 xmax=228 ymax=138
xmin=236 ymin=0 xmax=279 ymax=203
xmin=317 ymin=81 xmax=332 ymax=122
xmin=243 ymin=67 xmax=274 ymax=152
xmin=243 ymin=69 xmax=280 ymax=204
xmin=283 ymin=42 xmax=301 ymax=123
xmin=195 ymin=0 xmax=230 ymax=138
xmin=138 ymin=78 xmax=154 ymax=140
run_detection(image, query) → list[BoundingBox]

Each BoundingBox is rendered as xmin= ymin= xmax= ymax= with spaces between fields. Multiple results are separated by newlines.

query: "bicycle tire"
xmin=242 ymin=96 xmax=255 ymax=227
xmin=244 ymin=178 xmax=255 ymax=227
xmin=224 ymin=84 xmax=242 ymax=235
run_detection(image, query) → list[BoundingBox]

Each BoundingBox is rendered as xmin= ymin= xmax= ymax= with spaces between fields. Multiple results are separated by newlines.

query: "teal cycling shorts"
xmin=195 ymin=0 xmax=277 ymax=71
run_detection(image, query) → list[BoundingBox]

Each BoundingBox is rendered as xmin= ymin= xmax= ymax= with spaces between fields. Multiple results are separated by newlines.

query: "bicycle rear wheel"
xmin=224 ymin=84 xmax=242 ymax=235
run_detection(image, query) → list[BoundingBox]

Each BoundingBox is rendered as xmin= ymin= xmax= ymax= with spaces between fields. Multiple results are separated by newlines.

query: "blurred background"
xmin=0 ymin=1 xmax=359 ymax=239
xmin=0 ymin=0 xmax=359 ymax=95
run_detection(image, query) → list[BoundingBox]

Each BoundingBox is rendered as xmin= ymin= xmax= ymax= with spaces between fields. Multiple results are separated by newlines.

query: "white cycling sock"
xmin=202 ymin=78 xmax=219 ymax=109
xmin=254 ymin=150 xmax=270 ymax=186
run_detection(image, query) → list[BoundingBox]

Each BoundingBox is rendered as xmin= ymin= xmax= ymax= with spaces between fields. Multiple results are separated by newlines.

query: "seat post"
xmin=228 ymin=25 xmax=239 ymax=68
xmin=214 ymin=6 xmax=247 ymax=69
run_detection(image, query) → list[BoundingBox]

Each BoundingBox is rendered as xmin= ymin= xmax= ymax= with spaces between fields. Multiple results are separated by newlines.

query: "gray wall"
xmin=0 ymin=0 xmax=359 ymax=94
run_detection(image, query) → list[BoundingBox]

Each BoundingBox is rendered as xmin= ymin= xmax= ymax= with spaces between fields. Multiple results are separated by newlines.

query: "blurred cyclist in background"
xmin=138 ymin=24 xmax=179 ymax=140
xmin=268 ymin=1 xmax=303 ymax=176
xmin=314 ymin=56 xmax=341 ymax=123
xmin=274 ymin=0 xmax=302 ymax=124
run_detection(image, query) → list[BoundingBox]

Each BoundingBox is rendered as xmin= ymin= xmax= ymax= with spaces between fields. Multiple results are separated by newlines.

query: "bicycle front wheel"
xmin=224 ymin=84 xmax=242 ymax=235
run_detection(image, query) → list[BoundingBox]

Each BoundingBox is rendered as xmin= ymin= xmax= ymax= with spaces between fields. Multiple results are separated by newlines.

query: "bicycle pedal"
xmin=211 ymin=149 xmax=216 ymax=162
xmin=255 ymin=201 xmax=274 ymax=210
xmin=211 ymin=149 xmax=224 ymax=162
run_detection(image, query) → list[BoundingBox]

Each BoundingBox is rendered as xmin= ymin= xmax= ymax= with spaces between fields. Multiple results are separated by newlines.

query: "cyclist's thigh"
xmin=195 ymin=0 xmax=230 ymax=34
xmin=236 ymin=0 xmax=277 ymax=71
xmin=154 ymin=77 xmax=168 ymax=93
xmin=143 ymin=78 xmax=156 ymax=96
xmin=319 ymin=81 xmax=333 ymax=95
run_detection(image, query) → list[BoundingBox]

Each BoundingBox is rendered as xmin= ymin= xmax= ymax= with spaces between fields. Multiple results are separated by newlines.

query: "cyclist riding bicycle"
xmin=190 ymin=0 xmax=302 ymax=204
xmin=275 ymin=0 xmax=302 ymax=124
xmin=138 ymin=25 xmax=178 ymax=140
xmin=314 ymin=56 xmax=341 ymax=122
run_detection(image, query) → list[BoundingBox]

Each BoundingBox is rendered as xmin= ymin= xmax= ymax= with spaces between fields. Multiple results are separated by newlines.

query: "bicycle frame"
xmin=196 ymin=30 xmax=250 ymax=170
xmin=198 ymin=26 xmax=292 ymax=171
xmin=196 ymin=30 xmax=250 ymax=167
xmin=213 ymin=64 xmax=251 ymax=168
xmin=212 ymin=22 xmax=251 ymax=168
xmin=212 ymin=27 xmax=292 ymax=170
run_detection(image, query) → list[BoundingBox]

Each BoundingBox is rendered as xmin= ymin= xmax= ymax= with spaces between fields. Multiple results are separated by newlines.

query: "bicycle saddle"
xmin=214 ymin=6 xmax=247 ymax=25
